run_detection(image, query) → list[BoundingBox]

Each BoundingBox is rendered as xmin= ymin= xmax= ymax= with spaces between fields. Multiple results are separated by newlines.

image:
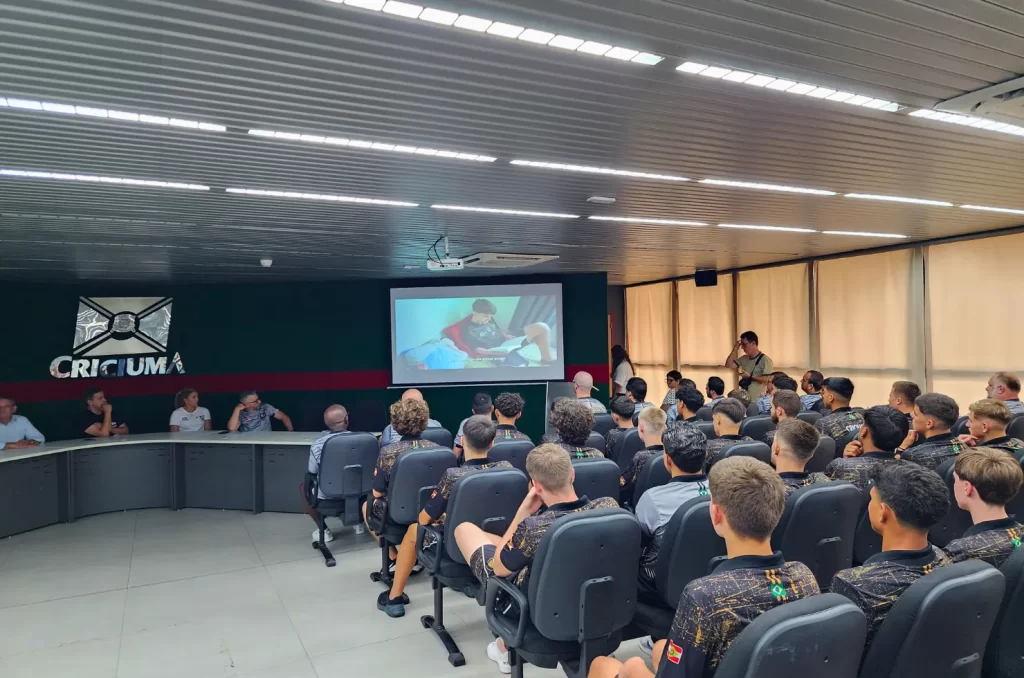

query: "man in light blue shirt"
xmin=302 ymin=404 xmax=366 ymax=542
xmin=0 ymin=397 xmax=45 ymax=450
xmin=379 ymin=388 xmax=442 ymax=447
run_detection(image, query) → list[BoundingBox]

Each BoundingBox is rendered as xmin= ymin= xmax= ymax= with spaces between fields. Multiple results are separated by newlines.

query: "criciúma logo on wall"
xmin=49 ymin=297 xmax=185 ymax=379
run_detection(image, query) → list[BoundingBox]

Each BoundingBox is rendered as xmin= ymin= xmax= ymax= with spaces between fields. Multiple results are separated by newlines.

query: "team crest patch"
xmin=1012 ymin=537 xmax=1021 ymax=549
xmin=666 ymin=641 xmax=683 ymax=664
xmin=767 ymin=570 xmax=788 ymax=600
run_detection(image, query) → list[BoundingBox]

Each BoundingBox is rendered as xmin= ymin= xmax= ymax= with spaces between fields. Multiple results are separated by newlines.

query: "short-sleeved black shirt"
xmin=979 ymin=436 xmax=1024 ymax=457
xmin=550 ymin=438 xmax=603 ymax=460
xmin=77 ymin=409 xmax=108 ymax=436
xmin=494 ymin=424 xmax=531 ymax=443
xmin=898 ymin=432 xmax=966 ymax=471
xmin=778 ymin=471 xmax=831 ymax=495
xmin=703 ymin=435 xmax=753 ymax=470
xmin=421 ymin=457 xmax=514 ymax=522
xmin=372 ymin=437 xmax=442 ymax=494
xmin=815 ymin=407 xmax=865 ymax=442
xmin=944 ymin=517 xmax=1023 ymax=568
xmin=823 ymin=451 xmax=901 ymax=491
xmin=619 ymin=445 xmax=663 ymax=501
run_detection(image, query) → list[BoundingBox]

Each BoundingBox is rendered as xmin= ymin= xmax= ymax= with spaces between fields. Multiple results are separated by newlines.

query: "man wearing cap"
xmin=572 ymin=371 xmax=607 ymax=414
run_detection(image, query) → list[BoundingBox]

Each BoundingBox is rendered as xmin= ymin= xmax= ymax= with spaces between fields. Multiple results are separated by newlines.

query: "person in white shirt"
xmin=0 ymin=397 xmax=45 ymax=450
xmin=169 ymin=388 xmax=213 ymax=432
xmin=611 ymin=344 xmax=635 ymax=396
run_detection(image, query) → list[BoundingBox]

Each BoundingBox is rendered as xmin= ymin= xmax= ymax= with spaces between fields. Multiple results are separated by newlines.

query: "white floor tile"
xmin=0 ymin=637 xmax=120 ymax=678
xmin=0 ymin=589 xmax=125 ymax=658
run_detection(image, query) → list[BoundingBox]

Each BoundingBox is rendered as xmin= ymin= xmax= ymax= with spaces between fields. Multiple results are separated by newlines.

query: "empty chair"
xmin=859 ymin=560 xmax=1005 ymax=678
xmin=485 ymin=508 xmax=641 ymax=678
xmin=420 ymin=427 xmax=455 ymax=449
xmin=805 ymin=436 xmax=837 ymax=473
xmin=772 ymin=483 xmax=862 ymax=589
xmin=489 ymin=440 xmax=535 ymax=474
xmin=984 ymin=546 xmax=1024 ymax=678
xmin=1008 ymin=414 xmax=1024 ymax=441
xmin=632 ymin=453 xmax=671 ymax=506
xmin=694 ymin=420 xmax=718 ymax=440
xmin=695 ymin=406 xmax=714 ymax=421
xmin=585 ymin=431 xmax=607 ymax=454
xmin=417 ymin=467 xmax=529 ymax=666
xmin=951 ymin=415 xmax=970 ymax=437
xmin=592 ymin=413 xmax=615 ymax=436
xmin=571 ymin=458 xmax=621 ymax=502
xmin=746 ymin=402 xmax=760 ymax=418
xmin=305 ymin=432 xmax=379 ymax=567
xmin=797 ymin=410 xmax=823 ymax=426
xmin=928 ymin=458 xmax=974 ymax=548
xmin=612 ymin=428 xmax=646 ymax=474
xmin=715 ymin=593 xmax=867 ymax=678
xmin=722 ymin=441 xmax=772 ymax=465
xmin=739 ymin=415 xmax=775 ymax=442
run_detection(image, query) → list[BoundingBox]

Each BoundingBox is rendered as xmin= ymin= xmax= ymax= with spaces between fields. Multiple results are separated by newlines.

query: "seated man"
xmin=0 ymin=396 xmax=44 ymax=450
xmin=573 ymin=371 xmax=608 ymax=414
xmin=674 ymin=386 xmax=705 ymax=424
xmin=958 ymin=398 xmax=1024 ymax=456
xmin=627 ymin=377 xmax=654 ymax=416
xmin=79 ymin=388 xmax=129 ymax=437
xmin=379 ymin=388 xmax=443 ymax=447
xmin=755 ymin=372 xmax=795 ymax=415
xmin=455 ymin=298 xmax=552 ymax=364
xmin=772 ymin=419 xmax=829 ymax=494
xmin=300 ymin=405 xmax=360 ymax=544
xmin=661 ymin=371 xmax=682 ymax=414
xmin=800 ymin=370 xmax=825 ymax=412
xmin=897 ymin=392 xmax=964 ymax=470
xmin=705 ymin=376 xmax=725 ymax=409
xmin=619 ymin=407 xmax=668 ymax=503
xmin=548 ymin=398 xmax=602 ymax=459
xmin=605 ymin=395 xmax=637 ymax=456
xmin=824 ymin=405 xmax=908 ymax=490
xmin=831 ymin=463 xmax=950 ymax=654
xmin=590 ymin=457 xmax=820 ymax=678
xmin=493 ymin=392 xmax=531 ymax=442
xmin=726 ymin=388 xmax=751 ymax=409
xmin=704 ymin=398 xmax=753 ymax=470
xmin=227 ymin=390 xmax=293 ymax=432
xmin=987 ymin=371 xmax=1024 ymax=415
xmin=944 ymin=447 xmax=1023 ymax=568
xmin=666 ymin=379 xmax=698 ymax=424
xmin=763 ymin=388 xmax=801 ymax=447
xmin=887 ymin=380 xmax=921 ymax=428
xmin=377 ymin=416 xmax=511 ymax=618
xmin=814 ymin=377 xmax=864 ymax=442
xmin=454 ymin=444 xmax=618 ymax=674
xmin=454 ymin=392 xmax=494 ymax=457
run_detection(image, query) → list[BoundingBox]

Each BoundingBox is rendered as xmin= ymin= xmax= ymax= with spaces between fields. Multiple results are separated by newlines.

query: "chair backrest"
xmin=1004 ymin=456 xmax=1024 ymax=522
xmin=860 ymin=560 xmax=1005 ymax=678
xmin=317 ymin=432 xmax=380 ymax=500
xmin=852 ymin=488 xmax=882 ymax=565
xmin=695 ymin=406 xmax=714 ymax=421
xmin=928 ymin=458 xmax=973 ymax=548
xmin=984 ymin=546 xmax=1024 ymax=678
xmin=655 ymin=497 xmax=726 ymax=605
xmin=488 ymin=440 xmax=535 ymax=474
xmin=592 ymin=413 xmax=616 ymax=436
xmin=714 ymin=593 xmax=867 ymax=678
xmin=1008 ymin=415 xmax=1024 ymax=441
xmin=386 ymin=447 xmax=457 ymax=524
xmin=694 ymin=420 xmax=718 ymax=440
xmin=723 ymin=441 xmax=772 ymax=465
xmin=835 ymin=428 xmax=860 ymax=455
xmin=528 ymin=508 xmax=641 ymax=642
xmin=571 ymin=458 xmax=621 ymax=502
xmin=797 ymin=410 xmax=823 ymax=426
xmin=739 ymin=415 xmax=775 ymax=442
xmin=419 ymin=427 xmax=454 ymax=449
xmin=772 ymin=483 xmax=862 ymax=589
xmin=586 ymin=431 xmax=607 ymax=454
xmin=805 ymin=436 xmax=836 ymax=473
xmin=746 ymin=402 xmax=760 ymax=418
xmin=633 ymin=453 xmax=671 ymax=506
xmin=951 ymin=415 xmax=970 ymax=437
xmin=444 ymin=468 xmax=529 ymax=564
xmin=613 ymin=429 xmax=647 ymax=474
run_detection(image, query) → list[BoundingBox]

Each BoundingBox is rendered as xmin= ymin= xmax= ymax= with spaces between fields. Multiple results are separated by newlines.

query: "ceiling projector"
xmin=426 ymin=257 xmax=464 ymax=271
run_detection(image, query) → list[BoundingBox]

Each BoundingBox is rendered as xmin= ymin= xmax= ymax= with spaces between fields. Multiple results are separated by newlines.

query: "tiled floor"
xmin=0 ymin=510 xmax=647 ymax=677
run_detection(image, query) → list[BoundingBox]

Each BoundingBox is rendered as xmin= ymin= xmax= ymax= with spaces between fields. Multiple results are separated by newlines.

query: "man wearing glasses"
xmin=228 ymin=390 xmax=294 ymax=433
xmin=725 ymin=331 xmax=774 ymax=401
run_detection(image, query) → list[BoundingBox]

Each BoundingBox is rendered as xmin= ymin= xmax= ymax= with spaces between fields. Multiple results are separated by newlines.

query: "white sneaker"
xmin=487 ymin=640 xmax=511 ymax=674
xmin=353 ymin=523 xmax=367 ymax=536
xmin=639 ymin=636 xmax=654 ymax=656
xmin=313 ymin=527 xmax=335 ymax=543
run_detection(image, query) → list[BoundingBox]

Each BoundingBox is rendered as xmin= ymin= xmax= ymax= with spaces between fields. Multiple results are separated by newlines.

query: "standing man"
xmin=79 ymin=388 xmax=129 ymax=438
xmin=986 ymin=372 xmax=1024 ymax=415
xmin=725 ymin=331 xmax=773 ymax=401
xmin=227 ymin=390 xmax=293 ymax=432
xmin=572 ymin=371 xmax=607 ymax=414
xmin=379 ymin=389 xmax=442 ymax=446
xmin=0 ymin=397 xmax=45 ymax=449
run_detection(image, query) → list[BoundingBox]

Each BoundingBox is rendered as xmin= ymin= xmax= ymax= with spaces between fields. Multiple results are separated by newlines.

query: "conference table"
xmin=0 ymin=431 xmax=326 ymax=539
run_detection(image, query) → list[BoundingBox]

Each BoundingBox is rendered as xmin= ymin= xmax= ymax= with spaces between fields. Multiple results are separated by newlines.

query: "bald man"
xmin=302 ymin=405 xmax=365 ymax=541
xmin=573 ymin=371 xmax=608 ymax=414
xmin=379 ymin=389 xmax=443 ymax=447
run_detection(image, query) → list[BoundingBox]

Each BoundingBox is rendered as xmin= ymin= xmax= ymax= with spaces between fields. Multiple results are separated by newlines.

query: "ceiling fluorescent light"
xmin=961 ymin=204 xmax=1024 ymax=216
xmin=0 ymin=95 xmax=226 ymax=131
xmin=226 ymin=187 xmax=417 ymax=207
xmin=518 ymin=28 xmax=554 ymax=44
xmin=1 ymin=168 xmax=209 ymax=190
xmin=699 ymin=66 xmax=731 ymax=79
xmin=343 ymin=0 xmax=386 ymax=8
xmin=248 ymin=128 xmax=495 ymax=162
xmin=605 ymin=47 xmax=639 ymax=61
xmin=909 ymin=109 xmax=1024 ymax=138
xmin=786 ymin=83 xmax=816 ymax=95
xmin=510 ymin=159 xmax=688 ymax=181
xmin=765 ymin=79 xmax=796 ymax=91
xmin=419 ymin=7 xmax=457 ymax=24
xmin=631 ymin=53 xmax=663 ymax=65
xmin=845 ymin=193 xmax=953 ymax=207
xmin=699 ymin=178 xmax=836 ymax=196
xmin=453 ymin=14 xmax=491 ymax=31
xmin=549 ymin=35 xmax=584 ymax=50
xmin=487 ymin=22 xmax=524 ymax=38
xmin=431 ymin=205 xmax=579 ymax=218
xmin=806 ymin=87 xmax=836 ymax=98
xmin=589 ymin=216 xmax=708 ymax=226
xmin=822 ymin=230 xmax=908 ymax=239
xmin=722 ymin=71 xmax=754 ymax=83
xmin=676 ymin=62 xmax=707 ymax=74
xmin=382 ymin=1 xmax=422 ymax=17
xmin=718 ymin=223 xmax=817 ymax=233
xmin=577 ymin=41 xmax=612 ymax=56
xmin=745 ymin=74 xmax=775 ymax=87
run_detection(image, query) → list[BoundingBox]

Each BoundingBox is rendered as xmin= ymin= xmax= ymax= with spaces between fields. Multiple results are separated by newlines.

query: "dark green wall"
xmin=0 ymin=273 xmax=609 ymax=442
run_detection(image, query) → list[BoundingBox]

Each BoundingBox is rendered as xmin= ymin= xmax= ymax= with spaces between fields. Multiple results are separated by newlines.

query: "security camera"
xmin=260 ymin=258 xmax=273 ymax=268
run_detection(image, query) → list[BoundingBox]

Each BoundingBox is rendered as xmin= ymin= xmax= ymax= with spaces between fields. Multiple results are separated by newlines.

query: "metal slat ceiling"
xmin=1 ymin=0 xmax=1022 ymax=284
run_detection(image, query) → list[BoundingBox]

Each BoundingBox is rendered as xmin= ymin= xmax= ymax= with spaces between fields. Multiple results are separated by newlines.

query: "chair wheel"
xmin=326 ymin=558 xmax=336 ymax=567
xmin=420 ymin=615 xmax=433 ymax=629
xmin=370 ymin=572 xmax=382 ymax=583
xmin=311 ymin=541 xmax=318 ymax=550
xmin=448 ymin=653 xmax=465 ymax=667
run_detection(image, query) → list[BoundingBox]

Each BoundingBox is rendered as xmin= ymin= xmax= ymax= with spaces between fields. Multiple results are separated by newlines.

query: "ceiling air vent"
xmin=463 ymin=252 xmax=559 ymax=269
xmin=936 ymin=76 xmax=1024 ymax=125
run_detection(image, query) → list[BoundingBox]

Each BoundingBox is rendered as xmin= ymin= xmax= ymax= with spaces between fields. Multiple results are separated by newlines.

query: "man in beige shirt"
xmin=725 ymin=331 xmax=773 ymax=401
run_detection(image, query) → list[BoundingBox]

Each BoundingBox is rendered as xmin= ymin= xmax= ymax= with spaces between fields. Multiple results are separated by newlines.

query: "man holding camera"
xmin=725 ymin=331 xmax=773 ymax=401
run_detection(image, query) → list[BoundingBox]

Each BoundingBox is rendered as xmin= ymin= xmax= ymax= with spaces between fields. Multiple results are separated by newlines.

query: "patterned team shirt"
xmin=944 ymin=517 xmax=1023 ymax=568
xmin=778 ymin=471 xmax=831 ymax=496
xmin=898 ymin=432 xmax=966 ymax=471
xmin=815 ymin=407 xmax=865 ymax=442
xmin=823 ymin=451 xmax=901 ymax=491
xmin=704 ymin=435 xmax=753 ymax=471
xmin=494 ymin=424 xmax=531 ymax=442
xmin=655 ymin=553 xmax=819 ymax=677
xmin=550 ymin=438 xmax=604 ymax=460
xmin=762 ymin=430 xmax=776 ymax=447
xmin=619 ymin=445 xmax=664 ymax=502
xmin=976 ymin=435 xmax=1024 ymax=457
xmin=422 ymin=457 xmax=515 ymax=522
xmin=605 ymin=427 xmax=635 ymax=459
xmin=831 ymin=546 xmax=950 ymax=651
xmin=371 ymin=437 xmax=442 ymax=494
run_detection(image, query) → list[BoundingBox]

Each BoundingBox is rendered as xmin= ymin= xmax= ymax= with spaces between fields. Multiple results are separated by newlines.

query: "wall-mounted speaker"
xmin=695 ymin=270 xmax=718 ymax=287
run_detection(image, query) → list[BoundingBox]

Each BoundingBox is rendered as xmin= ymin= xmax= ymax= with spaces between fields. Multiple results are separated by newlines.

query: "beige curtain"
xmin=626 ymin=282 xmax=674 ymax=390
xmin=676 ymin=276 xmax=737 ymax=391
xmin=737 ymin=264 xmax=810 ymax=373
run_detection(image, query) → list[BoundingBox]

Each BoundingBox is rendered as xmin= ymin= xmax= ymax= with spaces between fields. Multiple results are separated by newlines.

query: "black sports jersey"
xmin=944 ymin=517 xmax=1023 ymax=568
xmin=550 ymin=438 xmax=603 ymax=460
xmin=421 ymin=457 xmax=514 ymax=521
xmin=372 ymin=437 xmax=442 ymax=494
xmin=704 ymin=435 xmax=753 ymax=470
xmin=778 ymin=471 xmax=831 ymax=495
xmin=619 ymin=445 xmax=664 ymax=502
xmin=493 ymin=424 xmax=531 ymax=442
xmin=815 ymin=407 xmax=865 ymax=442
xmin=823 ymin=451 xmax=901 ymax=491
xmin=976 ymin=435 xmax=1024 ymax=457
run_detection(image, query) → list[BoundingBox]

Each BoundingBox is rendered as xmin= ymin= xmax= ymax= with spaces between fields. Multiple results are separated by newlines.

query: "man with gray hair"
xmin=0 ymin=397 xmax=45 ymax=450
xmin=572 ymin=371 xmax=607 ymax=414
xmin=300 ymin=405 xmax=359 ymax=543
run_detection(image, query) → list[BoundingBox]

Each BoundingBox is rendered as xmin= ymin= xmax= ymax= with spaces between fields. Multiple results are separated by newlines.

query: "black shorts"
xmin=471 ymin=544 xmax=497 ymax=584
xmin=368 ymin=497 xmax=385 ymax=524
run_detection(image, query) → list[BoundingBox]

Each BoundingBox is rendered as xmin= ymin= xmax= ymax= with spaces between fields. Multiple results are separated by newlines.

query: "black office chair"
xmin=632 ymin=453 xmax=671 ymax=506
xmin=739 ymin=415 xmax=775 ymax=442
xmin=695 ymin=406 xmax=713 ymax=421
xmin=772 ymin=483 xmax=861 ymax=590
xmin=694 ymin=420 xmax=718 ymax=440
xmin=305 ymin=432 xmax=379 ymax=567
xmin=928 ymin=457 xmax=973 ymax=548
xmin=631 ymin=412 xmax=640 ymax=427
xmin=722 ymin=441 xmax=772 ymax=465
xmin=1008 ymin=414 xmax=1024 ymax=441
xmin=859 ymin=560 xmax=1005 ymax=678
xmin=951 ymin=415 xmax=970 ymax=437
xmin=984 ymin=546 xmax=1024 ymax=678
xmin=746 ymin=402 xmax=760 ymax=418
xmin=715 ymin=593 xmax=867 ymax=678
xmin=485 ymin=508 xmax=641 ymax=678
xmin=805 ymin=436 xmax=836 ymax=473
xmin=366 ymin=447 xmax=456 ymax=589
xmin=592 ymin=414 xmax=615 ymax=436
xmin=417 ymin=468 xmax=529 ymax=667
xmin=571 ymin=458 xmax=621 ymax=502
xmin=489 ymin=440 xmax=535 ymax=474
xmin=420 ymin=427 xmax=455 ymax=449
xmin=835 ymin=428 xmax=860 ymax=456
xmin=585 ymin=431 xmax=607 ymax=454
xmin=852 ymin=488 xmax=881 ymax=566
xmin=612 ymin=429 xmax=646 ymax=474
xmin=797 ymin=410 xmax=823 ymax=426
xmin=1005 ymin=456 xmax=1024 ymax=524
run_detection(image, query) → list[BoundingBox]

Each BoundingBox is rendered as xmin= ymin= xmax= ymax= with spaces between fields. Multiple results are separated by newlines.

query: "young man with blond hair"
xmin=958 ymin=398 xmax=1024 ymax=456
xmin=944 ymin=447 xmax=1024 ymax=567
xmin=620 ymin=406 xmax=668 ymax=503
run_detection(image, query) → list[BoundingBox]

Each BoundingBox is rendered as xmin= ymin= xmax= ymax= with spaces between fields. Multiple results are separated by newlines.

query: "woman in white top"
xmin=611 ymin=344 xmax=635 ymax=395
xmin=169 ymin=388 xmax=213 ymax=432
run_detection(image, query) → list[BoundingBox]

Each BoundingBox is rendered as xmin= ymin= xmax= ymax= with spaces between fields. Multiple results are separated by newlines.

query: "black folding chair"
xmin=585 ymin=431 xmax=607 ymax=454
xmin=928 ymin=458 xmax=973 ymax=548
xmin=612 ymin=429 xmax=646 ymax=474
xmin=772 ymin=483 xmax=861 ymax=589
xmin=632 ymin=453 xmax=671 ymax=506
xmin=421 ymin=427 xmax=455 ymax=449
xmin=722 ymin=441 xmax=772 ymax=465
xmin=489 ymin=440 xmax=535 ymax=474
xmin=592 ymin=414 xmax=615 ymax=436
xmin=739 ymin=415 xmax=775 ymax=442
xmin=571 ymin=458 xmax=621 ymax=502
xmin=797 ymin=410 xmax=823 ymax=426
xmin=805 ymin=436 xmax=836 ymax=473
xmin=984 ymin=546 xmax=1024 ymax=678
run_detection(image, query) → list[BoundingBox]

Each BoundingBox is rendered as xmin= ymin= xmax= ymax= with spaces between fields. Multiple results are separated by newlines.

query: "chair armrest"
xmin=485 ymin=576 xmax=530 ymax=649
xmin=481 ymin=517 xmax=508 ymax=536
xmin=579 ymin=576 xmax=616 ymax=642
xmin=304 ymin=472 xmax=318 ymax=508
xmin=416 ymin=524 xmax=444 ymax=575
